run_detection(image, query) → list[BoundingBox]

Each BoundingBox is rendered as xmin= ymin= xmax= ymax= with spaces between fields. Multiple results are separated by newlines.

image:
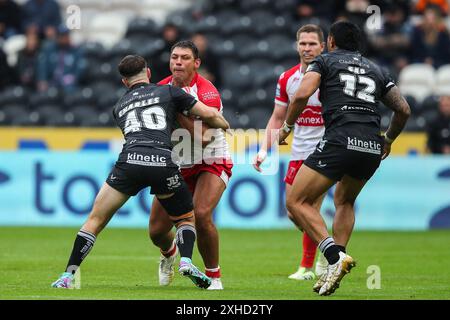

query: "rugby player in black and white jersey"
xmin=278 ymin=21 xmax=411 ymax=296
xmin=51 ymin=55 xmax=230 ymax=289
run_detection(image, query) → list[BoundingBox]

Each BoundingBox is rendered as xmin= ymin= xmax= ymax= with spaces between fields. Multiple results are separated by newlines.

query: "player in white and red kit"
xmin=253 ymin=25 xmax=328 ymax=280
xmin=149 ymin=41 xmax=231 ymax=290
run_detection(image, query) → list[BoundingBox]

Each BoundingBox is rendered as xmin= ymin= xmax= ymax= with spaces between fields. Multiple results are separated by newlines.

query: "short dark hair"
xmin=425 ymin=4 xmax=444 ymax=18
xmin=171 ymin=40 xmax=199 ymax=59
xmin=296 ymin=24 xmax=324 ymax=43
xmin=329 ymin=21 xmax=362 ymax=52
xmin=118 ymin=55 xmax=147 ymax=78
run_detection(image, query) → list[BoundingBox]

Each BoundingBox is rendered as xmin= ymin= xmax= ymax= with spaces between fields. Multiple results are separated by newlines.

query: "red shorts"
xmin=181 ymin=161 xmax=233 ymax=193
xmin=284 ymin=160 xmax=304 ymax=185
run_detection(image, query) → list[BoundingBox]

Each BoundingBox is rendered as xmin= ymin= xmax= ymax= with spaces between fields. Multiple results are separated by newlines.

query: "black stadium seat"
xmin=238 ymin=106 xmax=272 ymax=129
xmin=217 ymin=11 xmax=253 ymax=36
xmin=239 ymin=0 xmax=273 ymax=13
xmin=165 ymin=9 xmax=196 ymax=34
xmin=97 ymin=94 xmax=119 ymax=112
xmin=64 ymin=87 xmax=96 ymax=109
xmin=0 ymin=105 xmax=29 ymax=126
xmin=248 ymin=10 xmax=278 ymax=36
xmin=69 ymin=105 xmax=101 ymax=127
xmin=220 ymin=88 xmax=239 ymax=111
xmin=238 ymin=40 xmax=272 ymax=61
xmin=266 ymin=34 xmax=297 ymax=61
xmin=126 ymin=17 xmax=159 ymax=38
xmin=0 ymin=86 xmax=30 ymax=106
xmin=97 ymin=111 xmax=116 ymax=127
xmin=91 ymin=81 xmax=119 ymax=100
xmin=249 ymin=59 xmax=277 ymax=86
xmin=272 ymin=0 xmax=297 ymax=13
xmin=221 ymin=62 xmax=254 ymax=91
xmin=222 ymin=107 xmax=243 ymax=129
xmin=211 ymin=0 xmax=239 ymax=11
xmin=195 ymin=14 xmax=220 ymax=34
xmin=403 ymin=95 xmax=419 ymax=115
xmin=238 ymin=88 xmax=272 ymax=111
xmin=421 ymin=95 xmax=439 ymax=114
xmin=29 ymin=88 xmax=62 ymax=109
xmin=34 ymin=105 xmax=67 ymax=126
xmin=80 ymin=42 xmax=107 ymax=61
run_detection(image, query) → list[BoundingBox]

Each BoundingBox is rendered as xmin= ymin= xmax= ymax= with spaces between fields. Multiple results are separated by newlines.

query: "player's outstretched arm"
xmin=380 ymin=86 xmax=411 ymax=159
xmin=189 ymin=101 xmax=230 ymax=130
xmin=254 ymin=105 xmax=286 ymax=172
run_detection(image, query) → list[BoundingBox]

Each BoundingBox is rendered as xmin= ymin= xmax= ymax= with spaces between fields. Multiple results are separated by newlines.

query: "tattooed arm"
xmin=380 ymin=86 xmax=411 ymax=159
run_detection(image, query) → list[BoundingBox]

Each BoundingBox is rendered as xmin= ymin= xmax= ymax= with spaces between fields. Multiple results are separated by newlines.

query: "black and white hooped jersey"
xmin=112 ymin=83 xmax=197 ymax=151
xmin=306 ymin=49 xmax=395 ymax=129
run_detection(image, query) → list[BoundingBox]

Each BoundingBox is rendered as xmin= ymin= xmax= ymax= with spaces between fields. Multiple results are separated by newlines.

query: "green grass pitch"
xmin=1 ymin=227 xmax=449 ymax=300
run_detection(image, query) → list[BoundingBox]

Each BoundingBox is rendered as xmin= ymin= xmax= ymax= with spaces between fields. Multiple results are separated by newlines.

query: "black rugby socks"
xmin=175 ymin=224 xmax=196 ymax=259
xmin=65 ymin=229 xmax=96 ymax=274
xmin=318 ymin=237 xmax=341 ymax=265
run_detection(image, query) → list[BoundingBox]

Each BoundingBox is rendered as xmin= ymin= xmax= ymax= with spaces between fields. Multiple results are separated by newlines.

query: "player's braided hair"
xmin=329 ymin=21 xmax=362 ymax=52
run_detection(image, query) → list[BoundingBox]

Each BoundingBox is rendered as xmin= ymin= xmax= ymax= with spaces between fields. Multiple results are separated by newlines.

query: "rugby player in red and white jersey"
xmin=253 ymin=24 xmax=328 ymax=281
xmin=149 ymin=40 xmax=232 ymax=290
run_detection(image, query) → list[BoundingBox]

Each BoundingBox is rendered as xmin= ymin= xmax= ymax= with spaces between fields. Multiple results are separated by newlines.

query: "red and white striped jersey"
xmin=159 ymin=73 xmax=231 ymax=166
xmin=275 ymin=64 xmax=325 ymax=160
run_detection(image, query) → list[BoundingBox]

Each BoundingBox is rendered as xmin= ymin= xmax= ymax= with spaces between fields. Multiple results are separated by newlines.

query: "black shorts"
xmin=304 ymin=123 xmax=383 ymax=181
xmin=106 ymin=147 xmax=189 ymax=196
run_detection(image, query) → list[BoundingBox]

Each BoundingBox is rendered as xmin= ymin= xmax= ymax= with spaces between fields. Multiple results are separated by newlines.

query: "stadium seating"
xmin=435 ymin=64 xmax=450 ymax=94
xmin=0 ymin=85 xmax=29 ymax=106
xmin=398 ymin=64 xmax=436 ymax=104
xmin=87 ymin=13 xmax=128 ymax=49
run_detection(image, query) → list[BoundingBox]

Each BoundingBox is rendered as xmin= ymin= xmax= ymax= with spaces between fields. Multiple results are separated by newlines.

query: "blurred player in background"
xmin=51 ymin=55 xmax=230 ymax=289
xmin=253 ymin=24 xmax=328 ymax=281
xmin=279 ymin=21 xmax=410 ymax=296
xmin=149 ymin=41 xmax=232 ymax=290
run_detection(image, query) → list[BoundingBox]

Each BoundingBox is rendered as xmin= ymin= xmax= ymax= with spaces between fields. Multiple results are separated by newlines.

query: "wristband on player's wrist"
xmin=384 ymin=134 xmax=395 ymax=144
xmin=257 ymin=149 xmax=267 ymax=162
xmin=282 ymin=121 xmax=295 ymax=133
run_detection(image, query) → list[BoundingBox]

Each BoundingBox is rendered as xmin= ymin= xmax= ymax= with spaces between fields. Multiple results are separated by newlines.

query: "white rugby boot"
xmin=319 ymin=252 xmax=356 ymax=296
xmin=314 ymin=252 xmax=328 ymax=277
xmin=207 ymin=277 xmax=224 ymax=290
xmin=288 ymin=267 xmax=316 ymax=280
xmin=158 ymin=246 xmax=178 ymax=286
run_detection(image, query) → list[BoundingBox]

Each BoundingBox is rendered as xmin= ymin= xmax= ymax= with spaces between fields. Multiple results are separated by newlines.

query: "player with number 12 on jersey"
xmin=278 ymin=21 xmax=410 ymax=296
xmin=51 ymin=55 xmax=230 ymax=290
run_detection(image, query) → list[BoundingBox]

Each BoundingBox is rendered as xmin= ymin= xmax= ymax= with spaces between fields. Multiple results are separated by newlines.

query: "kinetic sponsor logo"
xmin=126 ymin=152 xmax=167 ymax=167
xmin=347 ymin=137 xmax=381 ymax=154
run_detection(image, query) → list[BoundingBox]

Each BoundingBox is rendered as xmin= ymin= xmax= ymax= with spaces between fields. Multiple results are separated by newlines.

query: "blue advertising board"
xmin=0 ymin=151 xmax=449 ymax=229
